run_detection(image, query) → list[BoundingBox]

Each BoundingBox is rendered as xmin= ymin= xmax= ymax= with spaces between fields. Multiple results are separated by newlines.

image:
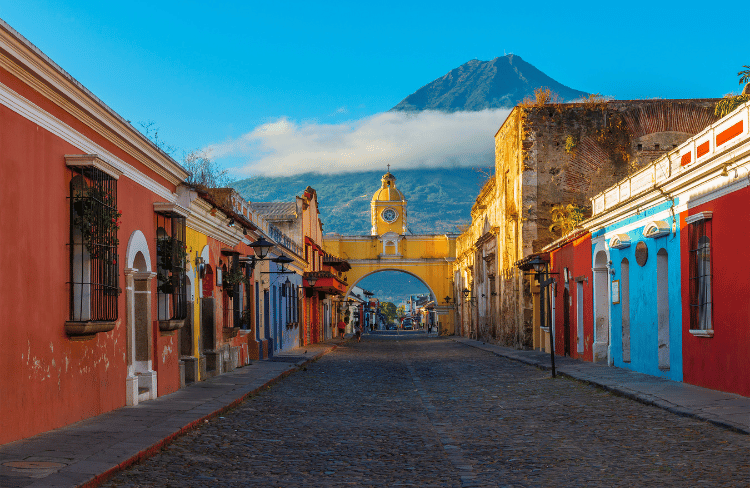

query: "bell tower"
xmin=371 ymin=168 xmax=407 ymax=236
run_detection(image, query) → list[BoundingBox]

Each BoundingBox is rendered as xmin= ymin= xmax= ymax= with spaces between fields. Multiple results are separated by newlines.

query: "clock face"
xmin=381 ymin=208 xmax=397 ymax=223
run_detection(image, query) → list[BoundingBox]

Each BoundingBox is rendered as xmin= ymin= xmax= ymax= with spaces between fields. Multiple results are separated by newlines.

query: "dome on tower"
xmin=371 ymin=171 xmax=405 ymax=202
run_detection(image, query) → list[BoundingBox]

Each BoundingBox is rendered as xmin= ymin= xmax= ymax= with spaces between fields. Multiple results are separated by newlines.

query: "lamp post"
xmin=528 ymin=255 xmax=557 ymax=378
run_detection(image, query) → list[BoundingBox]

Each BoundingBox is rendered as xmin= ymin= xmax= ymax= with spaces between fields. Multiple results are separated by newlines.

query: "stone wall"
xmin=463 ymin=99 xmax=720 ymax=348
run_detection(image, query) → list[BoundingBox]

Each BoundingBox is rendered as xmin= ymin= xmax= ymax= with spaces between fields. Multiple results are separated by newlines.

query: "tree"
xmin=715 ymin=66 xmax=750 ymax=117
xmin=396 ymin=304 xmax=406 ymax=319
xmin=380 ymin=302 xmax=397 ymax=322
xmin=182 ymin=149 xmax=235 ymax=189
xmin=549 ymin=204 xmax=586 ymax=236
xmin=138 ymin=120 xmax=177 ymax=155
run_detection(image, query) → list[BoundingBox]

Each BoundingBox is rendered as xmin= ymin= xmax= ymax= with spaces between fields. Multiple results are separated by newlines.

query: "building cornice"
xmin=0 ymin=20 xmax=189 ymax=186
xmin=0 ymin=80 xmax=176 ymax=201
xmin=187 ymin=198 xmax=243 ymax=247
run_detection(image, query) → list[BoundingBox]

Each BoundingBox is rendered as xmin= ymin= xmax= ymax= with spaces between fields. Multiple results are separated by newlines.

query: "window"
xmin=687 ymin=213 xmax=712 ymax=332
xmin=69 ymin=164 xmax=121 ymax=325
xmin=155 ymin=211 xmax=188 ymax=322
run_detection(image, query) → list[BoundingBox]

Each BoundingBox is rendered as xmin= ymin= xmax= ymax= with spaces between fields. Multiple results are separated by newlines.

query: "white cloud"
xmin=205 ymin=109 xmax=511 ymax=176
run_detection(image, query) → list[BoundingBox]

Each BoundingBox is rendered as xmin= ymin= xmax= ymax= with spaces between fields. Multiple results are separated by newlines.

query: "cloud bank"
xmin=206 ymin=109 xmax=511 ymax=176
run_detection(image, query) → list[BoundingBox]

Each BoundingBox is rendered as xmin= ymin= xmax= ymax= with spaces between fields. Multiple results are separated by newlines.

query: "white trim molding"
xmin=0 ymin=80 xmax=177 ymax=200
xmin=685 ymin=211 xmax=713 ymax=224
xmin=609 ymin=234 xmax=631 ymax=249
xmin=643 ymin=220 xmax=671 ymax=239
xmin=153 ymin=202 xmax=191 ymax=218
xmin=65 ymin=154 xmax=123 ymax=180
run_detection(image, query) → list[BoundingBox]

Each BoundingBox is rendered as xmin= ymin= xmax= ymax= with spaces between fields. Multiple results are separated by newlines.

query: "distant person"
xmin=337 ymin=320 xmax=346 ymax=339
xmin=355 ymin=323 xmax=362 ymax=342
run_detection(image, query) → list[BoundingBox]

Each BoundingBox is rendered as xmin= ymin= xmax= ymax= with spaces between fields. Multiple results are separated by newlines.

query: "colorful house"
xmin=587 ymin=201 xmax=683 ymax=379
xmin=588 ymin=99 xmax=750 ymax=394
xmin=542 ymin=231 xmax=595 ymax=362
xmin=0 ymin=20 xmax=192 ymax=443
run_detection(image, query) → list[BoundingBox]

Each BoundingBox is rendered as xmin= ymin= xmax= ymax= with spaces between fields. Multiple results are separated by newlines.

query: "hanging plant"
xmin=157 ymin=235 xmax=188 ymax=271
xmin=223 ymin=266 xmax=247 ymax=288
xmin=157 ymin=272 xmax=178 ymax=294
xmin=71 ymin=185 xmax=122 ymax=260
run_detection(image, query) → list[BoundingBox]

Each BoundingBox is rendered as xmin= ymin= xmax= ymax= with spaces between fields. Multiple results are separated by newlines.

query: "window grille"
xmin=688 ymin=218 xmax=712 ymax=330
xmin=69 ymin=167 xmax=120 ymax=322
xmin=155 ymin=212 xmax=188 ymax=321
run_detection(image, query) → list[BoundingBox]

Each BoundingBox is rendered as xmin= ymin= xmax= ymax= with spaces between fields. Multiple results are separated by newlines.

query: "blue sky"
xmin=1 ymin=0 xmax=746 ymax=176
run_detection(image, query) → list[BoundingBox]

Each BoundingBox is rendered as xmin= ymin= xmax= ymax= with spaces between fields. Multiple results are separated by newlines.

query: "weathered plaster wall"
xmin=601 ymin=202 xmax=683 ymax=381
xmin=489 ymin=99 xmax=717 ymax=348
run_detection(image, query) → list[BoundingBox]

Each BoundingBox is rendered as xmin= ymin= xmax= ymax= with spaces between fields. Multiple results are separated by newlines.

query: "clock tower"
xmin=371 ymin=170 xmax=407 ymax=236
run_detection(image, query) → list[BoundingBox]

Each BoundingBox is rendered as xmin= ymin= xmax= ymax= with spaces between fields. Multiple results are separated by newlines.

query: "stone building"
xmin=455 ymin=98 xmax=719 ymax=348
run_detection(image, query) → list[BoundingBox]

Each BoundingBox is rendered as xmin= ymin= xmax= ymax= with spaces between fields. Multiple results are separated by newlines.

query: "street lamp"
xmin=528 ymin=254 xmax=557 ymax=378
xmin=462 ymin=288 xmax=476 ymax=303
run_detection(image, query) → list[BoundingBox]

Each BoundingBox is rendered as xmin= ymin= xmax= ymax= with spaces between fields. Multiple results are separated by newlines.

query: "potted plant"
xmin=71 ymin=185 xmax=122 ymax=260
xmin=157 ymin=235 xmax=188 ymax=271
xmin=223 ymin=266 xmax=247 ymax=290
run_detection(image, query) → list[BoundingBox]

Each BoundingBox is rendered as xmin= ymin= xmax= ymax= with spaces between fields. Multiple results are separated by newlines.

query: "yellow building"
xmin=324 ymin=171 xmax=457 ymax=334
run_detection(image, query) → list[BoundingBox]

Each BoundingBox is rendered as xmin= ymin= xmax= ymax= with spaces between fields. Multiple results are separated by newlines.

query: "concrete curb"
xmin=453 ymin=338 xmax=750 ymax=436
xmin=78 ymin=344 xmax=337 ymax=488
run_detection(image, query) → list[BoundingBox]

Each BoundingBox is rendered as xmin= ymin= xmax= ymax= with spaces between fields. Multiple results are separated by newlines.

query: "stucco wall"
xmin=0 ymin=86 xmax=179 ymax=444
xmin=600 ymin=202 xmax=683 ymax=381
xmin=682 ymin=186 xmax=750 ymax=396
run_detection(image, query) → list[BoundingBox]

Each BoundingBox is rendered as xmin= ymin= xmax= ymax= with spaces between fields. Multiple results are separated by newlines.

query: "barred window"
xmin=688 ymin=216 xmax=712 ymax=331
xmin=156 ymin=212 xmax=188 ymax=321
xmin=69 ymin=167 xmax=120 ymax=322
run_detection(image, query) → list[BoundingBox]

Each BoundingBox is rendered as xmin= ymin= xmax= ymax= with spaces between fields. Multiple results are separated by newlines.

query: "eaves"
xmin=0 ymin=20 xmax=189 ymax=186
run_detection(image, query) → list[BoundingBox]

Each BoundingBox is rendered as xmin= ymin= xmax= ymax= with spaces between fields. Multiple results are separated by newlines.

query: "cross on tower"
xmin=387 ymin=164 xmax=390 ymax=172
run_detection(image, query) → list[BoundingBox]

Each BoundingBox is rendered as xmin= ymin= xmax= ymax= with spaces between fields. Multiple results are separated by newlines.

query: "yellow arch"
xmin=346 ymin=268 xmax=436 ymax=300
xmin=325 ymin=233 xmax=457 ymax=334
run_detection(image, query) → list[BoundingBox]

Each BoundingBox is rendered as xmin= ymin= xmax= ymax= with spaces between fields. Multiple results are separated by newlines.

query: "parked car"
xmin=402 ymin=319 xmax=413 ymax=330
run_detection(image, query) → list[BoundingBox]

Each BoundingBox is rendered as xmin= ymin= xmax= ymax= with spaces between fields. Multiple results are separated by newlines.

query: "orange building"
xmin=0 ymin=20 xmax=194 ymax=443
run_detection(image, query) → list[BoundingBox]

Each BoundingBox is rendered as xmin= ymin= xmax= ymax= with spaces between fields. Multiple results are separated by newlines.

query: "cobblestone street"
xmin=102 ymin=337 xmax=750 ymax=487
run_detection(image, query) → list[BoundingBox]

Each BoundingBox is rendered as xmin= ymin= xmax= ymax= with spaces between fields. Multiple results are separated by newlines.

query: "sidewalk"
xmin=454 ymin=337 xmax=750 ymax=435
xmin=0 ymin=342 xmax=340 ymax=488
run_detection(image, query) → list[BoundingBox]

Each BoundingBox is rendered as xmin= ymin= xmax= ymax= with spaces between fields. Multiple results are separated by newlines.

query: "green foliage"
xmin=564 ymin=135 xmax=577 ymax=154
xmin=714 ymin=66 xmax=750 ymax=117
xmin=715 ymin=95 xmax=750 ymax=117
xmin=223 ymin=266 xmax=248 ymax=287
xmin=396 ymin=304 xmax=406 ymax=318
xmin=71 ymin=185 xmax=122 ymax=259
xmin=380 ymin=302 xmax=397 ymax=322
xmin=549 ymin=204 xmax=586 ymax=236
xmin=156 ymin=236 xmax=188 ymax=294
xmin=738 ymin=65 xmax=750 ymax=86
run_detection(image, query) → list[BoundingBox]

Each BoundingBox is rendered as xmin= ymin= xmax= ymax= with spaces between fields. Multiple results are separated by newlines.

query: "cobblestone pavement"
xmin=101 ymin=337 xmax=750 ymax=487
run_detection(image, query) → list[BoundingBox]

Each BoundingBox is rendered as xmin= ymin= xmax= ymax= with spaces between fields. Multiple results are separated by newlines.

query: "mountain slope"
xmin=232 ymin=168 xmax=491 ymax=236
xmin=392 ymin=54 xmax=588 ymax=112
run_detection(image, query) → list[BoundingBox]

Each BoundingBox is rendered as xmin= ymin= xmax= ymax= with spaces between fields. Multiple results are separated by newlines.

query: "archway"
xmin=124 ymin=230 xmax=157 ymax=406
xmin=347 ymin=269 xmax=438 ymax=333
xmin=593 ymin=248 xmax=610 ymax=364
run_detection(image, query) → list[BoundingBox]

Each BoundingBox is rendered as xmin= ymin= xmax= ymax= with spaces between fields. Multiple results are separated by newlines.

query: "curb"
xmin=81 ymin=344 xmax=337 ymax=488
xmin=453 ymin=338 xmax=750 ymax=436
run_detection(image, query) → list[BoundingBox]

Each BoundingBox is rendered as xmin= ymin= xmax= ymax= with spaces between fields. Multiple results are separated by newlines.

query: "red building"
xmin=0 ymin=21 xmax=190 ymax=444
xmin=546 ymin=231 xmax=595 ymax=362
